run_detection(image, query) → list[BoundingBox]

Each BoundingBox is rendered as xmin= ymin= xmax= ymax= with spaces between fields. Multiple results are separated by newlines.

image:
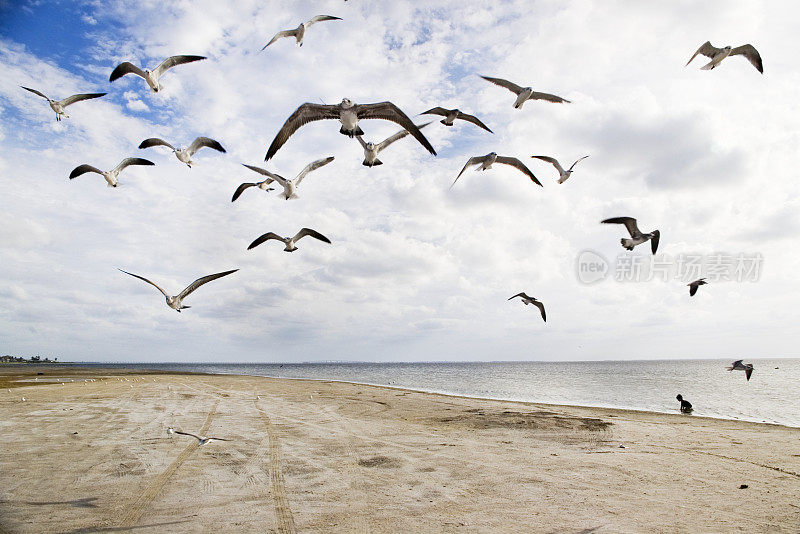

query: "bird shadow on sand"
xmin=59 ymin=520 xmax=189 ymax=533
xmin=1 ymin=497 xmax=100 ymax=509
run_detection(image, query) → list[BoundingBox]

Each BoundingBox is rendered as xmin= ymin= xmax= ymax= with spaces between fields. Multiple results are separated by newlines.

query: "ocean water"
xmin=83 ymin=359 xmax=800 ymax=428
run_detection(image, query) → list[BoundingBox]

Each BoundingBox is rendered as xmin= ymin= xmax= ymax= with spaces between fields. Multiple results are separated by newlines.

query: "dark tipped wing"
xmin=601 ymin=217 xmax=640 ymax=238
xmin=455 ymin=111 xmax=493 ymax=133
xmin=650 ymin=230 xmax=660 ymax=254
xmin=187 ymin=137 xmax=226 ymax=156
xmin=242 ymin=164 xmax=283 ymax=182
xmin=153 ymin=55 xmax=206 ymax=79
xmin=118 ymin=268 xmax=169 ymax=297
xmin=114 ymin=157 xmax=155 ymax=174
xmin=109 ymin=62 xmax=147 ymax=82
xmin=306 ymin=15 xmax=342 ymax=25
xmin=21 ymin=86 xmax=49 ymax=100
xmin=248 ymin=232 xmax=284 ymax=250
xmin=452 ymin=156 xmax=485 ymax=188
xmin=686 ymin=41 xmax=721 ymax=66
xmin=730 ymin=44 xmax=763 ymax=73
xmin=139 ymin=138 xmax=176 ymax=151
xmin=177 ymin=269 xmax=238 ymax=300
xmin=745 ymin=367 xmax=753 ymax=381
xmin=231 ymin=183 xmax=258 ymax=202
xmin=295 ymin=156 xmax=335 ymax=184
xmin=531 ymin=155 xmax=565 ymax=174
xmin=495 ymin=156 xmax=542 ymax=186
xmin=568 ymin=155 xmax=590 ymax=172
xmin=69 ymin=164 xmax=104 ymax=180
xmin=421 ymin=107 xmax=450 ymax=117
xmin=480 ymin=75 xmax=524 ymax=95
xmin=529 ymin=91 xmax=570 ymax=103
xmin=355 ymin=102 xmax=436 ymax=155
xmin=531 ymin=300 xmax=546 ymax=322
xmin=508 ymin=292 xmax=532 ymax=301
xmin=59 ymin=93 xmax=107 ymax=107
xmin=265 ymin=103 xmax=340 ymax=161
xmin=293 ymin=228 xmax=331 ymax=244
xmin=689 ymin=283 xmax=699 ymax=296
xmin=173 ymin=430 xmax=202 ymax=440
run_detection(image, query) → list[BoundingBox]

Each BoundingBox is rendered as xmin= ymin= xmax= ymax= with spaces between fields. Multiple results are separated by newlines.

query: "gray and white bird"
xmin=421 ymin=107 xmax=493 ymax=133
xmin=173 ymin=430 xmax=229 ymax=446
xmin=453 ymin=152 xmax=542 ymax=188
xmin=508 ymin=293 xmax=546 ymax=322
xmin=480 ymin=75 xmax=571 ymax=109
xmin=231 ymin=164 xmax=276 ymax=201
xmin=356 ymin=122 xmax=431 ymax=167
xmin=248 ymin=228 xmax=331 ymax=252
xmin=261 ymin=15 xmax=342 ymax=49
xmin=109 ymin=55 xmax=206 ymax=92
xmin=234 ymin=156 xmax=333 ymax=201
xmin=686 ymin=42 xmax=763 ymax=73
xmin=531 ymin=155 xmax=589 ymax=184
xmin=688 ymin=278 xmax=707 ymax=296
xmin=727 ymin=360 xmax=754 ymax=381
xmin=138 ymin=137 xmax=226 ymax=168
xmin=69 ymin=157 xmax=155 ymax=187
xmin=20 ymin=86 xmax=106 ymax=121
xmin=265 ymin=99 xmax=436 ymax=160
xmin=601 ymin=217 xmax=660 ymax=254
xmin=118 ymin=268 xmax=238 ymax=312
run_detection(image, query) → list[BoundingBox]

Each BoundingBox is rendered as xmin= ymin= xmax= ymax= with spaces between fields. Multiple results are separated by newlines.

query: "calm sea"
xmin=79 ymin=359 xmax=799 ymax=428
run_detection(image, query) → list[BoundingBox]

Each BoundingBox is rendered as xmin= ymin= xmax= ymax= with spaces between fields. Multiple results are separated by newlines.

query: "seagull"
xmin=118 ymin=268 xmax=238 ymax=312
xmin=261 ymin=15 xmax=342 ymax=49
xmin=138 ymin=137 xmax=226 ymax=168
xmin=688 ymin=278 xmax=707 ymax=296
xmin=356 ymin=122 xmax=431 ymax=167
xmin=233 ymin=156 xmax=334 ymax=201
xmin=452 ymin=152 xmax=542 ymax=188
xmin=686 ymin=42 xmax=763 ymax=73
xmin=265 ymin=99 xmax=436 ymax=160
xmin=173 ymin=430 xmax=229 ymax=446
xmin=420 ymin=107 xmax=493 ymax=133
xmin=508 ymin=292 xmax=546 ymax=322
xmin=727 ymin=360 xmax=754 ymax=381
xmin=530 ymin=155 xmax=589 ymax=184
xmin=69 ymin=158 xmax=155 ymax=187
xmin=248 ymin=228 xmax=331 ymax=252
xmin=480 ymin=75 xmax=570 ymax=109
xmin=20 ymin=87 xmax=106 ymax=121
xmin=109 ymin=55 xmax=206 ymax=92
xmin=601 ymin=217 xmax=660 ymax=254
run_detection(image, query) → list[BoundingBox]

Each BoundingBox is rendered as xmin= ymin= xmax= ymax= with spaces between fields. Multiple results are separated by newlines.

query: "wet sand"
xmin=0 ymin=365 xmax=798 ymax=533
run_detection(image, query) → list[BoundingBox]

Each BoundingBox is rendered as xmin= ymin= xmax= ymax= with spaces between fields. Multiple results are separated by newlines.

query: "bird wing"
xmin=118 ymin=269 xmax=169 ymax=297
xmin=305 ymin=14 xmax=342 ymax=26
xmin=152 ymin=55 xmax=206 ymax=79
xmin=173 ymin=430 xmax=202 ymax=440
xmin=355 ymin=102 xmax=437 ymax=155
xmin=531 ymin=155 xmax=565 ymax=174
xmin=745 ymin=367 xmax=753 ymax=381
xmin=480 ymin=75 xmax=524 ymax=95
xmin=355 ymin=135 xmax=368 ymax=149
xmin=248 ymin=232 xmax=285 ymax=250
xmin=601 ymin=217 xmax=641 ymax=238
xmin=69 ymin=164 xmax=104 ymax=180
xmin=109 ymin=62 xmax=147 ymax=82
xmin=59 ymin=93 xmax=107 ymax=107
xmin=686 ymin=41 xmax=721 ymax=66
xmin=231 ymin=183 xmax=258 ymax=202
xmin=495 ymin=156 xmax=543 ymax=186
xmin=206 ymin=437 xmax=230 ymax=442
xmin=452 ymin=156 xmax=485 ymax=188
xmin=177 ymin=269 xmax=238 ymax=300
xmin=295 ymin=156 xmax=335 ymax=185
xmin=294 ymin=228 xmax=332 ymax=244
xmin=508 ymin=292 xmax=532 ymax=301
xmin=421 ymin=107 xmax=450 ymax=117
xmin=567 ymin=155 xmax=590 ymax=172
xmin=689 ymin=283 xmax=699 ymax=296
xmin=650 ymin=230 xmax=660 ymax=254
xmin=138 ymin=138 xmax=176 ymax=151
xmin=113 ymin=157 xmax=155 ymax=174
xmin=728 ymin=359 xmax=743 ymax=371
xmin=261 ymin=29 xmax=297 ymax=50
xmin=264 ymin=103 xmax=340 ymax=160
xmin=242 ymin=164 xmax=283 ymax=183
xmin=376 ymin=122 xmax=432 ymax=152
xmin=20 ymin=86 xmax=49 ymax=100
xmin=455 ymin=111 xmax=493 ymax=133
xmin=187 ymin=137 xmax=226 ymax=156
xmin=532 ymin=300 xmax=546 ymax=322
xmin=730 ymin=44 xmax=763 ymax=73
xmin=529 ymin=91 xmax=570 ymax=103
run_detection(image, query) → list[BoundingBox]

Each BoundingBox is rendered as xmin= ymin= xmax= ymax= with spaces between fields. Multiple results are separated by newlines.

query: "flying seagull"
xmin=248 ymin=228 xmax=331 ymax=252
xmin=138 ymin=137 xmax=226 ymax=168
xmin=508 ymin=293 xmax=546 ymax=322
xmin=69 ymin=158 xmax=154 ymax=187
xmin=686 ymin=42 xmax=763 ymax=73
xmin=601 ymin=217 xmax=660 ymax=254
xmin=265 ymin=99 xmax=436 ymax=160
xmin=234 ymin=156 xmax=334 ymax=201
xmin=452 ymin=152 xmax=542 ymax=189
xmin=480 ymin=75 xmax=570 ymax=109
xmin=727 ymin=360 xmax=754 ymax=381
xmin=531 ymin=155 xmax=589 ymax=184
xmin=109 ymin=55 xmax=206 ymax=92
xmin=421 ymin=107 xmax=493 ymax=133
xmin=261 ymin=15 xmax=342 ymax=49
xmin=118 ymin=268 xmax=238 ymax=312
xmin=356 ymin=122 xmax=431 ymax=167
xmin=173 ymin=430 xmax=229 ymax=446
xmin=688 ymin=278 xmax=707 ymax=296
xmin=20 ymin=86 xmax=106 ymax=121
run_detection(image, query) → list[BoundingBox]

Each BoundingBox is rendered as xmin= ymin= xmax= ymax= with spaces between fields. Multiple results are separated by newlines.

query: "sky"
xmin=0 ymin=0 xmax=798 ymax=363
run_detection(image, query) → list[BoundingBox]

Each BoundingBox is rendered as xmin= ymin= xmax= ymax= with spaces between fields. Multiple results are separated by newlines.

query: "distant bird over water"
xmin=261 ymin=15 xmax=342 ymax=49
xmin=453 ymin=152 xmax=541 ymax=188
xmin=109 ymin=55 xmax=206 ymax=92
xmin=174 ymin=430 xmax=229 ymax=446
xmin=248 ymin=228 xmax=331 ymax=252
xmin=139 ymin=137 xmax=226 ymax=168
xmin=20 ymin=86 xmax=106 ymax=121
xmin=421 ymin=107 xmax=493 ymax=133
xmin=688 ymin=278 xmax=707 ymax=296
xmin=508 ymin=292 xmax=546 ymax=322
xmin=531 ymin=155 xmax=589 ymax=184
xmin=686 ymin=42 xmax=763 ymax=73
xmin=601 ymin=217 xmax=660 ymax=254
xmin=69 ymin=158 xmax=154 ymax=187
xmin=480 ymin=75 xmax=570 ymax=109
xmin=118 ymin=268 xmax=238 ymax=312
xmin=727 ymin=360 xmax=754 ymax=381
xmin=356 ymin=122 xmax=431 ymax=167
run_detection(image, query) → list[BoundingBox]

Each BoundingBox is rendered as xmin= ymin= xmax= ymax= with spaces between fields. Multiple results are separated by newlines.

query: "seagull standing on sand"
xmin=261 ymin=15 xmax=342 ymax=49
xmin=686 ymin=42 xmax=763 ymax=73
xmin=688 ymin=278 xmax=707 ymax=296
xmin=530 ymin=155 xmax=589 ymax=184
xmin=356 ymin=122 xmax=431 ymax=167
xmin=109 ymin=55 xmax=206 ymax=92
xmin=248 ymin=228 xmax=331 ymax=252
xmin=174 ymin=430 xmax=229 ymax=446
xmin=453 ymin=153 xmax=542 ymax=188
xmin=69 ymin=158 xmax=155 ymax=187
xmin=727 ymin=360 xmax=754 ymax=381
xmin=118 ymin=269 xmax=238 ymax=312
xmin=508 ymin=293 xmax=546 ymax=322
xmin=601 ymin=217 xmax=660 ymax=254
xmin=421 ymin=107 xmax=493 ymax=133
xmin=233 ymin=157 xmax=334 ymax=201
xmin=138 ymin=137 xmax=226 ymax=168
xmin=265 ymin=99 xmax=436 ymax=160
xmin=20 ymin=87 xmax=106 ymax=121
xmin=480 ymin=75 xmax=570 ymax=109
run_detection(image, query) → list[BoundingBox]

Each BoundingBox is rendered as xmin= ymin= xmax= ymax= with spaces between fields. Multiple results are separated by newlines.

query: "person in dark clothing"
xmin=676 ymin=394 xmax=693 ymax=413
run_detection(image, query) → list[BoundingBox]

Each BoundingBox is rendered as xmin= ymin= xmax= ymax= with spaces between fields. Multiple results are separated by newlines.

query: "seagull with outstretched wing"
xmin=421 ymin=107 xmax=493 ymax=133
xmin=356 ymin=122 xmax=431 ymax=167
xmin=118 ymin=268 xmax=238 ymax=312
xmin=531 ymin=155 xmax=589 ymax=184
xmin=109 ymin=55 xmax=206 ymax=92
xmin=601 ymin=217 xmax=660 ymax=254
xmin=726 ymin=360 xmax=754 ymax=381
xmin=173 ymin=430 xmax=230 ymax=446
xmin=688 ymin=278 xmax=707 ymax=296
xmin=481 ymin=75 xmax=571 ymax=109
xmin=69 ymin=157 xmax=154 ymax=187
xmin=452 ymin=152 xmax=541 ymax=189
xmin=138 ymin=136 xmax=225 ymax=168
xmin=686 ymin=42 xmax=763 ymax=73
xmin=508 ymin=293 xmax=546 ymax=322
xmin=21 ymin=86 xmax=106 ymax=121
xmin=247 ymin=228 xmax=331 ymax=252
xmin=261 ymin=15 xmax=342 ymax=49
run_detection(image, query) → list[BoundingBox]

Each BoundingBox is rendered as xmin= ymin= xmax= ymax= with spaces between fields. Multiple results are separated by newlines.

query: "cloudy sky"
xmin=1 ymin=0 xmax=798 ymax=363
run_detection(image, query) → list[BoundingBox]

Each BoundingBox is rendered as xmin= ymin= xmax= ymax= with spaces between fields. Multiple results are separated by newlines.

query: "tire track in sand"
xmin=116 ymin=400 xmax=219 ymax=528
xmin=253 ymin=400 xmax=296 ymax=534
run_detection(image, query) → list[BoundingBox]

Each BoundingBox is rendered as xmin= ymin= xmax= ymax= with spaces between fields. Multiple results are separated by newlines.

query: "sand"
xmin=0 ymin=365 xmax=798 ymax=533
